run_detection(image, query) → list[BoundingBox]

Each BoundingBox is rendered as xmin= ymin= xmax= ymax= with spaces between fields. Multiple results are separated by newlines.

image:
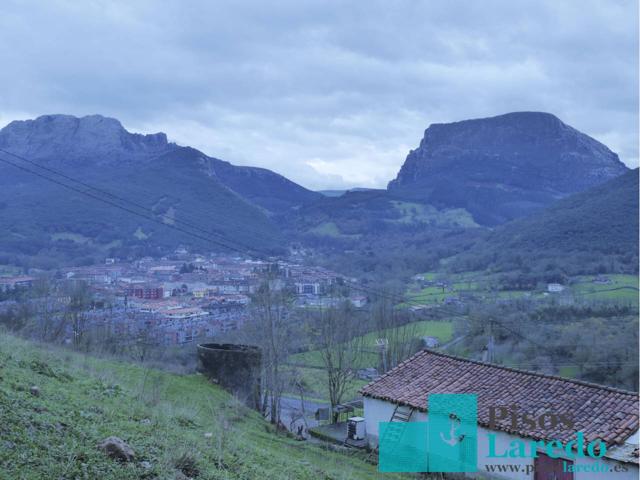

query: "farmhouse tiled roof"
xmin=360 ymin=350 xmax=639 ymax=447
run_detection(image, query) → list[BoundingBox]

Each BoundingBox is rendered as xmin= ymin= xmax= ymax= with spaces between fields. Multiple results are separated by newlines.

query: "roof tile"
xmin=360 ymin=350 xmax=639 ymax=446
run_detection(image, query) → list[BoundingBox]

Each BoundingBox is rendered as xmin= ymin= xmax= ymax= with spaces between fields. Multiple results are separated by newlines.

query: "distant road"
xmin=438 ymin=335 xmax=466 ymax=351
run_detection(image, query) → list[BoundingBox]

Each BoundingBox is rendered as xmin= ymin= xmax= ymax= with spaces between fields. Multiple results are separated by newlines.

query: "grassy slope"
xmin=284 ymin=189 xmax=477 ymax=239
xmin=389 ymin=201 xmax=477 ymax=228
xmin=571 ymin=274 xmax=639 ymax=306
xmin=0 ymin=335 xmax=406 ymax=480
xmin=406 ymin=270 xmax=547 ymax=304
xmin=307 ymin=222 xmax=361 ymax=239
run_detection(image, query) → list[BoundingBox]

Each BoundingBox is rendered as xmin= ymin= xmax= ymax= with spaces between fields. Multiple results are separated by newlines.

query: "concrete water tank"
xmin=197 ymin=343 xmax=262 ymax=409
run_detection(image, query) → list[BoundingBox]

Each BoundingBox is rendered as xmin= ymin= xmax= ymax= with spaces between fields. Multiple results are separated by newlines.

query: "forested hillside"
xmin=450 ymin=169 xmax=639 ymax=277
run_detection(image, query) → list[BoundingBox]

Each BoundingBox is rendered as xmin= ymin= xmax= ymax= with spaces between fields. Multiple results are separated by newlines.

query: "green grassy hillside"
xmin=0 ymin=148 xmax=284 ymax=268
xmin=0 ymin=334 xmax=404 ymax=480
xmin=280 ymin=189 xmax=478 ymax=241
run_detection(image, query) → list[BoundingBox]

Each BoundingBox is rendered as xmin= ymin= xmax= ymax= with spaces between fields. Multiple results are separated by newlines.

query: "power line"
xmin=1 ymin=150 xmax=636 ymax=385
xmin=0 ymin=151 xmax=430 ymax=315
xmin=0 ymin=147 xmax=266 ymax=256
xmin=0 ymin=148 xmax=468 ymax=319
xmin=0 ymin=154 xmax=255 ymax=257
xmin=0 ymin=149 xmax=570 ymax=321
xmin=0 ymin=149 xmax=632 ymax=355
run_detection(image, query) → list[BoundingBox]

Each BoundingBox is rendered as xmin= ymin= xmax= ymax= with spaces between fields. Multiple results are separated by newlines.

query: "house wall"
xmin=363 ymin=397 xmax=395 ymax=442
xmin=363 ymin=397 xmax=638 ymax=480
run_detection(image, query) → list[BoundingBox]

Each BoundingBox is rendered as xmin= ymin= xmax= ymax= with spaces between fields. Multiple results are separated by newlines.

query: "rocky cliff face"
xmin=0 ymin=114 xmax=175 ymax=164
xmin=388 ymin=112 xmax=629 ymax=225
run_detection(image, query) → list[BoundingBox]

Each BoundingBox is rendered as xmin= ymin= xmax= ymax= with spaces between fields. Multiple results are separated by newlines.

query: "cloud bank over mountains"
xmin=0 ymin=0 xmax=637 ymax=189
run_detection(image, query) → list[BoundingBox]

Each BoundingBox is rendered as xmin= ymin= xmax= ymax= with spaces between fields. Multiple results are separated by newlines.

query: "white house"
xmin=349 ymin=295 xmax=368 ymax=308
xmin=547 ymin=283 xmax=566 ymax=293
xmin=361 ymin=350 xmax=639 ymax=479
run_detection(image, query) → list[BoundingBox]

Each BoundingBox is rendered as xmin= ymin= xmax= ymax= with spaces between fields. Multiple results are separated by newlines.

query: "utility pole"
xmin=487 ymin=320 xmax=495 ymax=363
xmin=482 ymin=320 xmax=495 ymax=363
xmin=376 ymin=338 xmax=388 ymax=373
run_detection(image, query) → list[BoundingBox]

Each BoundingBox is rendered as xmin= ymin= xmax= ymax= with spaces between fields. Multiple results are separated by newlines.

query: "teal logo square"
xmin=379 ymin=421 xmax=428 ymax=472
xmin=378 ymin=393 xmax=478 ymax=473
xmin=428 ymin=393 xmax=478 ymax=472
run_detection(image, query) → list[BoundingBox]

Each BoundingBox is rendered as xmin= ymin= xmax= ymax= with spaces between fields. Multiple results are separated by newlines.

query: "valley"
xmin=2 ymin=3 xmax=638 ymax=478
xmin=0 ymin=110 xmax=637 ymax=478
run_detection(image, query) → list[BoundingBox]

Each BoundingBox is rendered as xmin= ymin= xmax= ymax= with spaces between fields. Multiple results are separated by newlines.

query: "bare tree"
xmin=62 ymin=281 xmax=92 ymax=349
xmin=312 ymin=302 xmax=364 ymax=423
xmin=131 ymin=324 xmax=158 ymax=363
xmin=30 ymin=277 xmax=58 ymax=341
xmin=371 ymin=296 xmax=419 ymax=373
xmin=243 ymin=279 xmax=293 ymax=426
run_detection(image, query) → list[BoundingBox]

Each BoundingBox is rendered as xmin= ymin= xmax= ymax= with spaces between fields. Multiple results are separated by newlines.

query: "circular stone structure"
xmin=197 ymin=343 xmax=262 ymax=409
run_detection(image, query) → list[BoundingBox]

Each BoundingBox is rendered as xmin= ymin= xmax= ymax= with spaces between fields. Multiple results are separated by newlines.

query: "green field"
xmin=292 ymin=320 xmax=453 ymax=369
xmin=558 ymin=366 xmax=581 ymax=378
xmin=571 ymin=274 xmax=639 ymax=306
xmin=0 ymin=334 xmax=407 ymax=479
xmin=389 ymin=201 xmax=478 ymax=228
xmin=405 ymin=271 xmax=486 ymax=305
xmin=359 ymin=320 xmax=453 ymax=347
xmin=286 ymin=366 xmax=369 ymax=403
xmin=406 ymin=271 xmax=639 ymax=307
xmin=0 ymin=266 xmax=22 ymax=276
xmin=51 ymin=232 xmax=92 ymax=244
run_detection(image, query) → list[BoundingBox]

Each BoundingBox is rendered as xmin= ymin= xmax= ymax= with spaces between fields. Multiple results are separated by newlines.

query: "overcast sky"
xmin=0 ymin=0 xmax=637 ymax=190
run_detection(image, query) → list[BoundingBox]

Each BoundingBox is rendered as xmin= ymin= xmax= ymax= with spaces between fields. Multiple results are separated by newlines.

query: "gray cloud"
xmin=0 ymin=0 xmax=637 ymax=189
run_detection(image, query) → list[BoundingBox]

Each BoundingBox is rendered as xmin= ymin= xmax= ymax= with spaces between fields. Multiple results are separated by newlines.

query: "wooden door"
xmin=534 ymin=453 xmax=573 ymax=480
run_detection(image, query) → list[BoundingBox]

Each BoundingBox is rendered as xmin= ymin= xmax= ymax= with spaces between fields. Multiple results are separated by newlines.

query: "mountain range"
xmin=0 ymin=115 xmax=322 ymax=265
xmin=0 ymin=115 xmax=320 ymax=213
xmin=0 ymin=112 xmax=634 ymax=271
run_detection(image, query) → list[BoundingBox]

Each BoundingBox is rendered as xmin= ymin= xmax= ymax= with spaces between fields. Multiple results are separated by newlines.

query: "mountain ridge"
xmin=0 ymin=111 xmax=634 ymax=268
xmin=0 ymin=114 xmax=319 ymax=265
xmin=388 ymin=111 xmax=629 ymax=225
xmin=0 ymin=114 xmax=320 ymax=213
xmin=0 ymin=114 xmax=175 ymax=164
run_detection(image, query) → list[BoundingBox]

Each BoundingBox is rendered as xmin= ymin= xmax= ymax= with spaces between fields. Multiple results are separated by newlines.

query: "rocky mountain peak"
xmin=0 ymin=114 xmax=174 ymax=163
xmin=387 ymin=111 xmax=629 ymax=225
